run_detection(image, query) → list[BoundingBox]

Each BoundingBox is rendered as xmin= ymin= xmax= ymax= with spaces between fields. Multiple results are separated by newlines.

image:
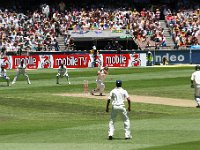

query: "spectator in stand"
xmin=42 ymin=4 xmax=50 ymax=18
xmin=141 ymin=8 xmax=147 ymax=18
xmin=64 ymin=34 xmax=75 ymax=50
xmin=52 ymin=38 xmax=60 ymax=51
xmin=55 ymin=21 xmax=61 ymax=37
xmin=104 ymin=42 xmax=113 ymax=50
xmin=160 ymin=35 xmax=167 ymax=47
xmin=2 ymin=4 xmax=198 ymax=53
xmin=1 ymin=47 xmax=7 ymax=56
xmin=155 ymin=9 xmax=161 ymax=21
xmin=58 ymin=1 xmax=66 ymax=13
xmin=112 ymin=41 xmax=123 ymax=50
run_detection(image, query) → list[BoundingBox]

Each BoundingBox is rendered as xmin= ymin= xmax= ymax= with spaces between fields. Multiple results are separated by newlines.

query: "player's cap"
xmin=116 ymin=80 xmax=122 ymax=87
xmin=195 ymin=65 xmax=200 ymax=71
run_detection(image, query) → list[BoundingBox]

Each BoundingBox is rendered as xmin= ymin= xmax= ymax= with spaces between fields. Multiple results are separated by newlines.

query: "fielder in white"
xmin=90 ymin=66 xmax=108 ymax=96
xmin=12 ymin=60 xmax=31 ymax=85
xmin=191 ymin=65 xmax=200 ymax=108
xmin=56 ymin=63 xmax=71 ymax=84
xmin=106 ymin=80 xmax=132 ymax=140
xmin=0 ymin=64 xmax=10 ymax=86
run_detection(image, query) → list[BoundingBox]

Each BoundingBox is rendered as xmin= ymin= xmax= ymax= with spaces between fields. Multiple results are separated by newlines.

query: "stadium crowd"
xmin=165 ymin=8 xmax=200 ymax=49
xmin=0 ymin=1 xmax=199 ymax=55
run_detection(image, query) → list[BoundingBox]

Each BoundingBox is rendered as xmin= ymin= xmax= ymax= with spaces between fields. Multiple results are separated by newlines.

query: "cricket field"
xmin=0 ymin=66 xmax=200 ymax=150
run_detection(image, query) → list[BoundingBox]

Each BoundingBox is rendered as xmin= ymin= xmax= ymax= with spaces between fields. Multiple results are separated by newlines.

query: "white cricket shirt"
xmin=191 ymin=70 xmax=200 ymax=84
xmin=108 ymin=87 xmax=129 ymax=106
xmin=97 ymin=70 xmax=105 ymax=80
xmin=58 ymin=66 xmax=67 ymax=76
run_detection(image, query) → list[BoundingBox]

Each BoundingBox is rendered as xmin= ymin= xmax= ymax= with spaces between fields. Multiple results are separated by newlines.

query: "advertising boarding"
xmin=0 ymin=53 xmax=146 ymax=69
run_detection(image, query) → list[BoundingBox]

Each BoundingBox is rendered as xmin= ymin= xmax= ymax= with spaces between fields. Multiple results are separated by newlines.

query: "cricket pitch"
xmin=54 ymin=93 xmax=196 ymax=108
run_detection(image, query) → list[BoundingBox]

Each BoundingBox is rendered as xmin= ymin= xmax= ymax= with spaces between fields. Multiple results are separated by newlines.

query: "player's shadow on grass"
xmin=107 ymin=137 xmax=127 ymax=140
xmin=0 ymin=85 xmax=8 ymax=87
xmin=94 ymin=95 xmax=106 ymax=96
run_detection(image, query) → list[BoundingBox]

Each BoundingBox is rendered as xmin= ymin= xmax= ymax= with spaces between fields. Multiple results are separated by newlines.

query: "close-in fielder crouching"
xmin=56 ymin=63 xmax=71 ymax=84
xmin=12 ymin=60 xmax=31 ymax=85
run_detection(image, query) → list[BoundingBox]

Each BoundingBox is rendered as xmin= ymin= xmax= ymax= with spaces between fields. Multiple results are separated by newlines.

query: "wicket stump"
xmin=83 ymin=80 xmax=88 ymax=93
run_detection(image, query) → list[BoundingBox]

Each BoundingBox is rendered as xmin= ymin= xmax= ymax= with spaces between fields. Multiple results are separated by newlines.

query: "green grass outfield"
xmin=0 ymin=66 xmax=200 ymax=150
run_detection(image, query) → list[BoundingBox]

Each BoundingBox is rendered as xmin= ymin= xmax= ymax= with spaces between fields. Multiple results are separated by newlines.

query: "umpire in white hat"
xmin=106 ymin=80 xmax=132 ymax=140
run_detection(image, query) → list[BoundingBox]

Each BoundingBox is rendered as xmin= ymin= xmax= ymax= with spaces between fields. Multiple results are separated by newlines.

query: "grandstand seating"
xmin=0 ymin=3 xmax=199 ymax=55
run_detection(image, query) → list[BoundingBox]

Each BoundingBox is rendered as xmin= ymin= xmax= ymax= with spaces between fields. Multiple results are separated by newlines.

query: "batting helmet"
xmin=195 ymin=65 xmax=200 ymax=71
xmin=116 ymin=80 xmax=122 ymax=87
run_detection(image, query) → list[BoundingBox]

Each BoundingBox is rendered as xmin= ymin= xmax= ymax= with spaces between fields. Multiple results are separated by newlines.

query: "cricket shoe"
xmin=108 ymin=136 xmax=113 ymax=140
xmin=68 ymin=82 xmax=71 ymax=84
xmin=11 ymin=82 xmax=15 ymax=85
xmin=90 ymin=91 xmax=94 ymax=95
xmin=125 ymin=135 xmax=132 ymax=140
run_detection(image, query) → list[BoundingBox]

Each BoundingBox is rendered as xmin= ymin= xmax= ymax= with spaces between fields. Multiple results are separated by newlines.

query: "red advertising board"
xmin=1 ymin=53 xmax=145 ymax=69
xmin=52 ymin=54 xmax=91 ymax=68
xmin=11 ymin=55 xmax=40 ymax=69
xmin=102 ymin=54 xmax=130 ymax=67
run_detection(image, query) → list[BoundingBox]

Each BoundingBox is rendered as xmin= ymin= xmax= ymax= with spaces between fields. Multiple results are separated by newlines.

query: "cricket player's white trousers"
xmin=12 ymin=73 xmax=31 ymax=84
xmin=108 ymin=105 xmax=131 ymax=138
xmin=195 ymin=85 xmax=200 ymax=105
xmin=96 ymin=79 xmax=105 ymax=93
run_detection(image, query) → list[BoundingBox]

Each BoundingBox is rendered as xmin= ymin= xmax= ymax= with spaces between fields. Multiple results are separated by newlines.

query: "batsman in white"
xmin=12 ymin=60 xmax=31 ymax=85
xmin=90 ymin=66 xmax=108 ymax=96
xmin=106 ymin=80 xmax=132 ymax=140
xmin=0 ymin=64 xmax=10 ymax=86
xmin=56 ymin=63 xmax=71 ymax=84
xmin=191 ymin=65 xmax=200 ymax=108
